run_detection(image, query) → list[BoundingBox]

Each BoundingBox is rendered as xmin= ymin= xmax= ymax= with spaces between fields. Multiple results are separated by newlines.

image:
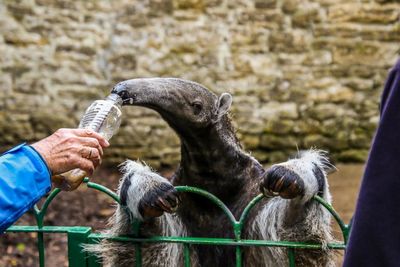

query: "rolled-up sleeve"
xmin=0 ymin=144 xmax=51 ymax=233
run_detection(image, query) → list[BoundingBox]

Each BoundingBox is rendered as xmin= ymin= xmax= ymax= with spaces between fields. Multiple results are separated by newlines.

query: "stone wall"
xmin=0 ymin=0 xmax=399 ymax=167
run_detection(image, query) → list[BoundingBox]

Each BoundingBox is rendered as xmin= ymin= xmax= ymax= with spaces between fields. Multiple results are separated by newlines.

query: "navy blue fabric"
xmin=344 ymin=59 xmax=400 ymax=266
xmin=0 ymin=144 xmax=51 ymax=233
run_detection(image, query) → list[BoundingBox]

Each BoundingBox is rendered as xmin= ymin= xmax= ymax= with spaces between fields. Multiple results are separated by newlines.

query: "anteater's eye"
xmin=191 ymin=101 xmax=203 ymax=115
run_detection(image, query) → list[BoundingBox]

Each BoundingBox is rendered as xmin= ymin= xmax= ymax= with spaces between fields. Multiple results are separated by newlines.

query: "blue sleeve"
xmin=0 ymin=144 xmax=51 ymax=233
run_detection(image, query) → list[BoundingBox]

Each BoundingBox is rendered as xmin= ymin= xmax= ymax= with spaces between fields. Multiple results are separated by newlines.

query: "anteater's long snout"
xmin=111 ymin=78 xmax=181 ymax=106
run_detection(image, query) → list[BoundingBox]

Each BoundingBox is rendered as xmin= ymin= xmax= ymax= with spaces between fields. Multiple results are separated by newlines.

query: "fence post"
xmin=288 ymin=248 xmax=296 ymax=267
xmin=67 ymin=227 xmax=92 ymax=267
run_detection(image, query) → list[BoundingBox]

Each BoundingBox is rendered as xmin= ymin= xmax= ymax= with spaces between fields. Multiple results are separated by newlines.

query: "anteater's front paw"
xmin=138 ymin=183 xmax=180 ymax=219
xmin=118 ymin=160 xmax=181 ymax=220
xmin=260 ymin=150 xmax=331 ymax=200
xmin=260 ymin=165 xmax=305 ymax=199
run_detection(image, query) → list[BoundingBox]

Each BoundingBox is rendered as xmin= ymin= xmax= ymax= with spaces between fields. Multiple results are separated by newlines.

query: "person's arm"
xmin=0 ymin=128 xmax=109 ymax=233
xmin=0 ymin=144 xmax=51 ymax=233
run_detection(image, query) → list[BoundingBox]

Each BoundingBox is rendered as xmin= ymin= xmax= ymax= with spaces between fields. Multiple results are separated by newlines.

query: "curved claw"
xmin=139 ymin=202 xmax=164 ymax=218
xmin=138 ymin=184 xmax=181 ymax=219
xmin=260 ymin=165 xmax=305 ymax=199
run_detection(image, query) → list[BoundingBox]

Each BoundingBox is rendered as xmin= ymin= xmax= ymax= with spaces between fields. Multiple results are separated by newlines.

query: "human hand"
xmin=31 ymin=128 xmax=109 ymax=176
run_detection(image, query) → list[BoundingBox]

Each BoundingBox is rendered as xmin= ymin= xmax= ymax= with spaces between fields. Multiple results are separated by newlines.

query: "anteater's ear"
xmin=216 ymin=93 xmax=232 ymax=119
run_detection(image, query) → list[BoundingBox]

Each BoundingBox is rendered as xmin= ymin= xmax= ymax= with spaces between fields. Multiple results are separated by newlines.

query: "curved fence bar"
xmin=84 ymin=179 xmax=120 ymax=203
xmin=5 ymin=178 xmax=350 ymax=267
xmin=313 ymin=195 xmax=350 ymax=243
xmin=38 ymin=188 xmax=62 ymax=222
xmin=33 ymin=188 xmax=61 ymax=267
xmin=175 ymin=186 xmax=238 ymax=227
xmin=238 ymin=194 xmax=265 ymax=236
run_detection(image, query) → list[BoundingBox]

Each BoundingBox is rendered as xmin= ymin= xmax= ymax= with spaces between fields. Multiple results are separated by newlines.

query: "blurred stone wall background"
xmin=0 ymin=0 xmax=398 ymax=167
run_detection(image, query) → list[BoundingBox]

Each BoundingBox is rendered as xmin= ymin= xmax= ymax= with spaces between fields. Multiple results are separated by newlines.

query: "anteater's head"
xmin=111 ymin=78 xmax=232 ymax=136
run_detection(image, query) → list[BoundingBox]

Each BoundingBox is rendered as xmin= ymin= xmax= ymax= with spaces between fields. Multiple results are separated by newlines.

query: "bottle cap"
xmin=106 ymin=93 xmax=123 ymax=105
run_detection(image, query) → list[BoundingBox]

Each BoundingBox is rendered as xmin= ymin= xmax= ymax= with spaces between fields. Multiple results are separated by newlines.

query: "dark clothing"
xmin=344 ymin=59 xmax=400 ymax=266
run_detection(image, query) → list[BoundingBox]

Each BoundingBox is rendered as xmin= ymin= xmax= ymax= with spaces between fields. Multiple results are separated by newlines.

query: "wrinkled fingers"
xmin=78 ymin=147 xmax=101 ymax=167
xmin=77 ymin=137 xmax=104 ymax=156
xmin=72 ymin=129 xmax=109 ymax=147
xmin=73 ymin=157 xmax=96 ymax=175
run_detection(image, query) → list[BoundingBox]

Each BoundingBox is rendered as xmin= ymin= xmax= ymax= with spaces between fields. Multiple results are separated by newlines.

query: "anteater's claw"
xmin=260 ymin=165 xmax=305 ymax=199
xmin=138 ymin=183 xmax=181 ymax=218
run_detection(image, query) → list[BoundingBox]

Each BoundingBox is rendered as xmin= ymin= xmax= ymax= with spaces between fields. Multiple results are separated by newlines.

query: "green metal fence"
xmin=5 ymin=178 xmax=350 ymax=267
